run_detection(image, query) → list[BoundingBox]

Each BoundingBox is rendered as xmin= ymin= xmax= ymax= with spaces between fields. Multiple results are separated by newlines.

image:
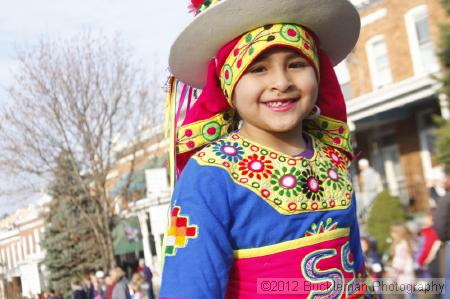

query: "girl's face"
xmin=232 ymin=47 xmax=318 ymax=135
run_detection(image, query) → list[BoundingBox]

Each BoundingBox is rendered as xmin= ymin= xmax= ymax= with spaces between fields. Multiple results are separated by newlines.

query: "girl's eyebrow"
xmin=251 ymin=51 xmax=307 ymax=65
xmin=286 ymin=52 xmax=307 ymax=60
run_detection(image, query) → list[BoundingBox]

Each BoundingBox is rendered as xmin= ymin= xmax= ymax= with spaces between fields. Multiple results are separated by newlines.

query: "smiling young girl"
xmin=160 ymin=1 xmax=372 ymax=298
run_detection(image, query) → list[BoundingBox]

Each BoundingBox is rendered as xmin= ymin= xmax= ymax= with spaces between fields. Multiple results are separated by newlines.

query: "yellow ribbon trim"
xmin=176 ymin=109 xmax=235 ymax=154
xmin=234 ymin=228 xmax=350 ymax=259
xmin=304 ymin=115 xmax=354 ymax=156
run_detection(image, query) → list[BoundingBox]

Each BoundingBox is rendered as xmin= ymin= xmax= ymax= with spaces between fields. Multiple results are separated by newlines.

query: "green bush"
xmin=366 ymin=192 xmax=406 ymax=255
xmin=435 ymin=120 xmax=450 ymax=165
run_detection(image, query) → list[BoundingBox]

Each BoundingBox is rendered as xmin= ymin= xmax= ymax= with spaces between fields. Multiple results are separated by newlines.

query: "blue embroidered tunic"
xmin=159 ymin=133 xmax=369 ymax=299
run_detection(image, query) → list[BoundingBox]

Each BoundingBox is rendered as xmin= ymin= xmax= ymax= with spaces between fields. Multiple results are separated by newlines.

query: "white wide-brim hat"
xmin=169 ymin=0 xmax=361 ymax=88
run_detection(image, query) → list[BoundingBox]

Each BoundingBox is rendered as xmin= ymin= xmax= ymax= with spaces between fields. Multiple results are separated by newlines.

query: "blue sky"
xmin=0 ymin=0 xmax=192 ymax=214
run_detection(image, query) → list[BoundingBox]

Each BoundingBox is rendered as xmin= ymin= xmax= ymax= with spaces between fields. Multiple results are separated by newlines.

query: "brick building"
xmin=339 ymin=0 xmax=450 ymax=210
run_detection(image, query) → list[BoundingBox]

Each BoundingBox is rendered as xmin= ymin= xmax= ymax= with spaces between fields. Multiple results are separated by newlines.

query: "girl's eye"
xmin=289 ymin=62 xmax=308 ymax=68
xmin=248 ymin=65 xmax=266 ymax=73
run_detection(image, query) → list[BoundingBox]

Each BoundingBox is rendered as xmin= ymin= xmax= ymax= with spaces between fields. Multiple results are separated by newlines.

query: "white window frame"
xmin=366 ymin=35 xmax=393 ymax=89
xmin=405 ymin=5 xmax=439 ymax=75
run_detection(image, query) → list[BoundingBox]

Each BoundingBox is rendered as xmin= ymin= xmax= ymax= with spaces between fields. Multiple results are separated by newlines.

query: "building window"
xmin=405 ymin=5 xmax=439 ymax=75
xmin=334 ymin=59 xmax=352 ymax=100
xmin=366 ymin=35 xmax=392 ymax=89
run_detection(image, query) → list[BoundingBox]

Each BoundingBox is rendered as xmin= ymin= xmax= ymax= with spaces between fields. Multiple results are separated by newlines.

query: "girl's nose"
xmin=269 ymin=68 xmax=293 ymax=92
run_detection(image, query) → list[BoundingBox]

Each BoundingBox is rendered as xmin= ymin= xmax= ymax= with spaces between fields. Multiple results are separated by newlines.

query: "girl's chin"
xmin=265 ymin=122 xmax=300 ymax=133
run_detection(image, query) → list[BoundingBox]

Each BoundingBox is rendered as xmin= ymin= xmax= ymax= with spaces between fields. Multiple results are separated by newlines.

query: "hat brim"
xmin=169 ymin=0 xmax=360 ymax=88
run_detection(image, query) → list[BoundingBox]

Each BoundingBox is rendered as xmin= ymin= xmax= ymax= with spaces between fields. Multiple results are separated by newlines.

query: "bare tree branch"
xmin=0 ymin=31 xmax=164 ymax=269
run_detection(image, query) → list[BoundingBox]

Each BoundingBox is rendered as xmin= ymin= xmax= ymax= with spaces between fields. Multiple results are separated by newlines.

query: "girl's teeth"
xmin=267 ymin=101 xmax=288 ymax=107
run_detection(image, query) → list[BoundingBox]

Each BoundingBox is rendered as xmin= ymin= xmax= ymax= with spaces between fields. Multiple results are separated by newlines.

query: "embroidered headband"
xmin=219 ymin=24 xmax=320 ymax=104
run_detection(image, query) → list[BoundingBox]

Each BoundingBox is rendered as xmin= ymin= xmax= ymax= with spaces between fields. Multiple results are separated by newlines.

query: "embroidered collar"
xmin=193 ymin=133 xmax=353 ymax=215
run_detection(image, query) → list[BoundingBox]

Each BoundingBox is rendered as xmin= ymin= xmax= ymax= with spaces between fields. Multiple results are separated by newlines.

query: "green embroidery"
xmin=194 ymin=133 xmax=353 ymax=215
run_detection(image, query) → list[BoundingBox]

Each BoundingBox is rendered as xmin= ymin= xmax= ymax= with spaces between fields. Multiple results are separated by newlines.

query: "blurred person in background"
xmin=111 ymin=267 xmax=131 ymax=299
xmin=71 ymin=278 xmax=88 ymax=299
xmin=432 ymin=164 xmax=450 ymax=299
xmin=361 ymin=234 xmax=383 ymax=279
xmin=94 ymin=271 xmax=106 ymax=299
xmin=105 ymin=273 xmax=115 ymax=299
xmin=130 ymin=273 xmax=143 ymax=298
xmin=428 ymin=167 xmax=447 ymax=206
xmin=361 ymin=234 xmax=383 ymax=295
xmin=83 ymin=272 xmax=95 ymax=299
xmin=358 ymin=159 xmax=383 ymax=223
xmin=416 ymin=213 xmax=442 ymax=277
xmin=128 ymin=281 xmax=144 ymax=299
xmin=387 ymin=223 xmax=415 ymax=299
xmin=414 ymin=213 xmax=442 ymax=299
xmin=137 ymin=259 xmax=154 ymax=299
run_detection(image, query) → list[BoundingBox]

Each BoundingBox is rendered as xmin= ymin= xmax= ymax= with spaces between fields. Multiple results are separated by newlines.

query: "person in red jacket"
xmin=105 ymin=273 xmax=115 ymax=299
xmin=416 ymin=213 xmax=442 ymax=279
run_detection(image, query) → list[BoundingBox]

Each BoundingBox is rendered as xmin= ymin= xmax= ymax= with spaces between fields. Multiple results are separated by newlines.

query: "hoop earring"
xmin=306 ymin=105 xmax=321 ymax=120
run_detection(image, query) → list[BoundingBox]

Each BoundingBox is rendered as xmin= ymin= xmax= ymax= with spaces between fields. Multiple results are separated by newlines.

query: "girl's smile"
xmin=262 ymin=98 xmax=299 ymax=112
xmin=232 ymin=46 xmax=318 ymax=155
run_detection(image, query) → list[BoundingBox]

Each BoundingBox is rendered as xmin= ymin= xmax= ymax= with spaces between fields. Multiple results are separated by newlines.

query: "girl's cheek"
xmin=232 ymin=97 xmax=237 ymax=107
